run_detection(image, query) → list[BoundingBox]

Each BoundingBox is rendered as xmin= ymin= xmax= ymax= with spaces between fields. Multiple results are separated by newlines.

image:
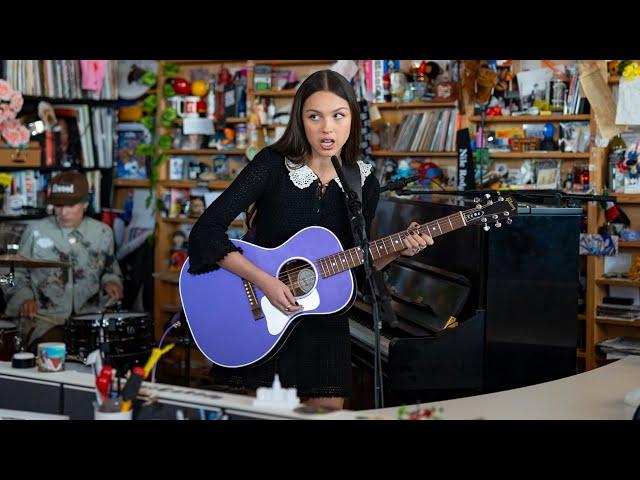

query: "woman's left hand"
xmin=399 ymin=221 xmax=433 ymax=257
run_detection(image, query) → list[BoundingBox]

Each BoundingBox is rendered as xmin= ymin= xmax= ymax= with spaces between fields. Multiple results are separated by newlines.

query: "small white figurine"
xmin=252 ymin=374 xmax=301 ymax=410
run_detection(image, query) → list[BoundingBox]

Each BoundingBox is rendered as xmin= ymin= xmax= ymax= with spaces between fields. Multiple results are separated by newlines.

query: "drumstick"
xmin=34 ymin=313 xmax=60 ymax=326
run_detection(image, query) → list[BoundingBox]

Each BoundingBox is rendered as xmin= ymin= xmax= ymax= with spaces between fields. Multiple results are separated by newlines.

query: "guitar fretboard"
xmin=317 ymin=211 xmax=466 ymax=278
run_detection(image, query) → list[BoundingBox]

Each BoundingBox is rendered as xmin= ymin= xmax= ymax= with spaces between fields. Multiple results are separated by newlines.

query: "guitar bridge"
xmin=243 ymin=279 xmax=264 ymax=320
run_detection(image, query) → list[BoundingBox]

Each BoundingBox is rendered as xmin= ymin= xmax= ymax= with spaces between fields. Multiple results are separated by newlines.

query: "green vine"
xmin=134 ymin=62 xmax=182 ymax=210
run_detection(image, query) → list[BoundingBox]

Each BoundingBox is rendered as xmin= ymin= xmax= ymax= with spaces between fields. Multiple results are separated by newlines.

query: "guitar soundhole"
xmin=280 ymin=259 xmax=317 ymax=297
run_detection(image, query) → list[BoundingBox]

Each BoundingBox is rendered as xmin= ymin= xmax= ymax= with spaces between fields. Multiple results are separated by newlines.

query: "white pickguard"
xmin=261 ymin=289 xmax=320 ymax=336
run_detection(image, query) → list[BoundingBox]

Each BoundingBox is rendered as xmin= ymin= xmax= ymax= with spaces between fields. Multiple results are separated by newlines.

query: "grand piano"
xmin=349 ymin=193 xmax=581 ymax=405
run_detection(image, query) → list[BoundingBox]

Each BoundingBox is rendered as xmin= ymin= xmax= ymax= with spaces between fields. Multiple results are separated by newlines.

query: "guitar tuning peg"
xmin=483 ymin=224 xmax=490 ymax=231
xmin=492 ymin=214 xmax=498 ymax=219
xmin=506 ymin=218 xmax=512 ymax=225
xmin=476 ymin=204 xmax=482 ymax=209
xmin=504 ymin=211 xmax=510 ymax=216
xmin=498 ymin=196 xmax=504 ymax=202
xmin=473 ymin=197 xmax=481 ymax=203
xmin=485 ymin=193 xmax=491 ymax=199
xmin=486 ymin=200 xmax=493 ymax=205
xmin=495 ymin=221 xmax=502 ymax=228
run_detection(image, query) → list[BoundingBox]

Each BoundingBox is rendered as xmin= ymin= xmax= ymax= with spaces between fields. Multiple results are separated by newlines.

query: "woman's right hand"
xmin=257 ymin=275 xmax=304 ymax=315
xmin=19 ymin=299 xmax=37 ymax=319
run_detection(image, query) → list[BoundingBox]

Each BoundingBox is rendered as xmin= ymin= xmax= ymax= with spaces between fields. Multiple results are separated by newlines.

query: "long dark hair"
xmin=270 ymin=69 xmax=361 ymax=167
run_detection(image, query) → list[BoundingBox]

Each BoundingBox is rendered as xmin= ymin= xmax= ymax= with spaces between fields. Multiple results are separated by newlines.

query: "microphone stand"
xmin=331 ymin=156 xmax=397 ymax=409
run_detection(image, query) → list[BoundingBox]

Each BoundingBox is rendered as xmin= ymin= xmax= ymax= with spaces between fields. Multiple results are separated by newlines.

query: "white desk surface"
xmin=2 ymin=356 xmax=640 ymax=420
xmin=349 ymin=355 xmax=640 ymax=420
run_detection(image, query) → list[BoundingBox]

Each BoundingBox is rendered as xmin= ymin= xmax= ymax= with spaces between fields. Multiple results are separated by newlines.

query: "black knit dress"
xmin=187 ymin=147 xmax=380 ymax=398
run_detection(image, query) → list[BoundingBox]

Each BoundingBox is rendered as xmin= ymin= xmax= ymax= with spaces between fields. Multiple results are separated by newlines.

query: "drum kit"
xmin=0 ymin=249 xmax=154 ymax=372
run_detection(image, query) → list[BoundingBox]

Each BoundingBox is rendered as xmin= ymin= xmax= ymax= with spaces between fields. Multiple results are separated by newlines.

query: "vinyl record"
xmin=117 ymin=60 xmax=158 ymax=100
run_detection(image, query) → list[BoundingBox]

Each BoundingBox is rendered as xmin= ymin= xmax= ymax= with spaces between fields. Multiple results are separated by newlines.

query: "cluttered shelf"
xmin=596 ymin=278 xmax=640 ymax=288
xmin=253 ymin=89 xmax=296 ymax=97
xmin=596 ymin=318 xmax=640 ymax=327
xmin=611 ymin=194 xmax=640 ymax=204
xmin=160 ymin=149 xmax=246 ymax=156
xmin=373 ymin=101 xmax=457 ymax=109
xmin=371 ymin=151 xmax=457 ymax=158
xmin=488 ymin=152 xmax=590 ymax=159
xmin=114 ymin=179 xmax=150 ymax=188
xmin=165 ymin=60 xmax=247 ymax=65
xmin=22 ymin=95 xmax=118 ymax=106
xmin=158 ymin=179 xmax=233 ymax=189
xmin=469 ymin=114 xmax=591 ymax=123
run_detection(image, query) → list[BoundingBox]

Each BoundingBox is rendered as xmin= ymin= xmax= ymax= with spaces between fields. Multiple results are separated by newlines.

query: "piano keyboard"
xmin=348 ymin=317 xmax=391 ymax=360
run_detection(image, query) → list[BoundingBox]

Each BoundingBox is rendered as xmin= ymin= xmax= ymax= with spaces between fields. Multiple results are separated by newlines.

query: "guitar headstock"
xmin=462 ymin=193 xmax=519 ymax=231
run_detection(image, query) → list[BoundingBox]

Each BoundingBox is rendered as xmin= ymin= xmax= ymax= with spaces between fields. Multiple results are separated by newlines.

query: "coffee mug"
xmin=169 ymin=96 xmax=200 ymax=118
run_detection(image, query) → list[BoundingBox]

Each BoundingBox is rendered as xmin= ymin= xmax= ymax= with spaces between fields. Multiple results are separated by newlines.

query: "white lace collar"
xmin=284 ymin=158 xmax=373 ymax=191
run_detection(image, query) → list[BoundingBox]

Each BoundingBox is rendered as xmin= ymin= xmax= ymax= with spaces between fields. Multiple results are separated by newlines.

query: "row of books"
xmin=42 ymin=104 xmax=97 ymax=168
xmin=391 ymin=110 xmax=458 ymax=152
xmin=1 ymin=170 xmax=40 ymax=215
xmin=92 ymin=107 xmax=116 ymax=168
xmin=2 ymin=60 xmax=118 ymax=100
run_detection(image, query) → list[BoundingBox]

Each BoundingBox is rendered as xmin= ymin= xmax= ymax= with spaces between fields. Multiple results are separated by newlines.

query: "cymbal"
xmin=0 ymin=254 xmax=69 ymax=268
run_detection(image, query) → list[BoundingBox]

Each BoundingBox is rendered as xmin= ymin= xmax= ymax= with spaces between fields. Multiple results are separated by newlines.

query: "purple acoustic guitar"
xmin=179 ymin=195 xmax=518 ymax=368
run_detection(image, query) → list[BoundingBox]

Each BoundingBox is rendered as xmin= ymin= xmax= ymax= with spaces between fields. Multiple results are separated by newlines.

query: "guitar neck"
xmin=317 ymin=210 xmax=467 ymax=278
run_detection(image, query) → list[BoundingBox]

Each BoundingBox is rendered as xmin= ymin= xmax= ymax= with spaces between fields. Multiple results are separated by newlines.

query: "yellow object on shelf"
xmin=191 ymin=80 xmax=208 ymax=97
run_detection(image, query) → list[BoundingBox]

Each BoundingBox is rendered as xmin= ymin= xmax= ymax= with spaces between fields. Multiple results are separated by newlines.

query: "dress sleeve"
xmin=187 ymin=149 xmax=273 ymax=274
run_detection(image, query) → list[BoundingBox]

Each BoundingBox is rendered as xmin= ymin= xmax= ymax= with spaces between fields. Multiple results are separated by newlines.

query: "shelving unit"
xmin=370 ymin=96 xmax=459 ymax=189
xmin=582 ymin=67 xmax=640 ymax=370
xmin=465 ymin=63 xmax=602 ymax=372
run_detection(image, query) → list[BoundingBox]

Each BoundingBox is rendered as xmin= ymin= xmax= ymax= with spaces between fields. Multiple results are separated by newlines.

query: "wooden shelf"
xmin=22 ymin=95 xmax=118 ymax=106
xmin=161 ymin=303 xmax=181 ymax=314
xmin=161 ymin=149 xmax=246 ymax=156
xmin=253 ymin=89 xmax=297 ymax=97
xmin=469 ymin=114 xmax=591 ymax=123
xmin=371 ymin=150 xmax=457 ymax=158
xmin=159 ymin=179 xmax=233 ymax=189
xmin=611 ymin=193 xmax=640 ymax=204
xmin=596 ymin=278 xmax=640 ymax=288
xmin=596 ymin=317 xmax=640 ymax=327
xmin=114 ymin=178 xmax=150 ymax=187
xmin=373 ymin=101 xmax=457 ymax=109
xmin=153 ymin=272 xmax=179 ymax=284
xmin=224 ymin=117 xmax=249 ymax=124
xmin=576 ymin=349 xmax=586 ymax=358
xmin=577 ymin=314 xmax=586 ymax=321
xmin=488 ymin=152 xmax=590 ymax=159
xmin=619 ymin=241 xmax=640 ymax=249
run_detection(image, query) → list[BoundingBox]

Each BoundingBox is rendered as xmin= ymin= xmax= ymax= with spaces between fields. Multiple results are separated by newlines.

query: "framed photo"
xmin=53 ymin=108 xmax=83 ymax=168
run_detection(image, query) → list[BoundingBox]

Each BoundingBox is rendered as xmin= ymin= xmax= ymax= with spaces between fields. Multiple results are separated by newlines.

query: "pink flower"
xmin=9 ymin=92 xmax=23 ymax=112
xmin=16 ymin=126 xmax=30 ymax=145
xmin=0 ymin=103 xmax=16 ymax=123
xmin=2 ymin=118 xmax=20 ymax=130
xmin=0 ymin=79 xmax=13 ymax=102
xmin=2 ymin=127 xmax=22 ymax=146
xmin=2 ymin=118 xmax=22 ymax=128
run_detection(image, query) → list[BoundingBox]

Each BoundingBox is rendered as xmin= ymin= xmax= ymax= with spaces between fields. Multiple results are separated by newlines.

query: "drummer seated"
xmin=2 ymin=172 xmax=124 ymax=350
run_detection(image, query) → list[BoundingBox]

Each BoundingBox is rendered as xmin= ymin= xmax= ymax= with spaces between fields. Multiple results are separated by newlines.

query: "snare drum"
xmin=65 ymin=311 xmax=155 ymax=372
xmin=0 ymin=319 xmax=17 ymax=361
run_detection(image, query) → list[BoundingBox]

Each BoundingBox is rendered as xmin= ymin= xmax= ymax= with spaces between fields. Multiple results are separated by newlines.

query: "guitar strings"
xmin=271 ymin=224 xmax=443 ymax=282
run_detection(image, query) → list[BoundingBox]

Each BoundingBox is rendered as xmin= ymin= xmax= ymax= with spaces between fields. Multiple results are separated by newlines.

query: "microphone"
xmin=380 ymin=174 xmax=420 ymax=192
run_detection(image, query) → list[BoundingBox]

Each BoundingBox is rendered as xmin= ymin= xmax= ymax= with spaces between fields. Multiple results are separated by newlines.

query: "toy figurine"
xmin=167 ymin=230 xmax=188 ymax=272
